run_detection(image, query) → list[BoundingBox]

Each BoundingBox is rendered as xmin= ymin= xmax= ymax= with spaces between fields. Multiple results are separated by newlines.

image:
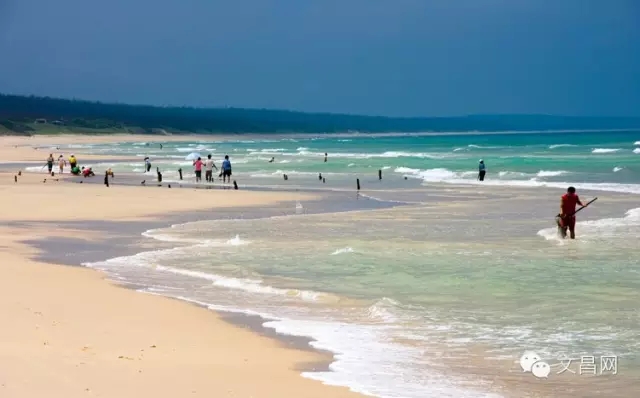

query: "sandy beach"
xmin=0 ymin=134 xmax=200 ymax=162
xmin=0 ymin=136 xmax=363 ymax=397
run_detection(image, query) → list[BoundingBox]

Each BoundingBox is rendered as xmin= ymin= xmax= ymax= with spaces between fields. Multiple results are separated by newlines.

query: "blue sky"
xmin=0 ymin=0 xmax=638 ymax=117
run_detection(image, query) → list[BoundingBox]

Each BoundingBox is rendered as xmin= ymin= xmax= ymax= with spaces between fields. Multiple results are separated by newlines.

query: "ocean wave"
xmin=592 ymin=148 xmax=621 ymax=154
xmin=466 ymin=144 xmax=501 ymax=149
xmin=613 ymin=167 xmax=623 ymax=172
xmin=634 ymin=141 xmax=640 ymax=146
xmin=498 ymin=171 xmax=527 ymax=178
xmin=548 ymin=144 xmax=576 ymax=149
xmin=367 ymin=297 xmax=402 ymax=323
xmin=394 ymin=167 xmax=640 ymax=194
xmin=537 ymin=207 xmax=640 ymax=242
xmin=24 ymin=165 xmax=48 ymax=172
xmin=634 ymin=148 xmax=640 ymax=154
xmin=143 ymin=290 xmax=487 ymax=397
xmin=330 ymin=247 xmax=354 ymax=255
xmin=536 ymin=170 xmax=567 ymax=177
xmin=265 ymin=318 xmax=494 ymax=398
xmin=259 ymin=150 xmax=451 ymax=160
xmin=154 ymin=266 xmax=322 ymax=301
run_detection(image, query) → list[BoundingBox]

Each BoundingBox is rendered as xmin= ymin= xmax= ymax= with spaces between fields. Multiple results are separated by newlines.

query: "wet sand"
xmin=0 ymin=163 xmax=367 ymax=397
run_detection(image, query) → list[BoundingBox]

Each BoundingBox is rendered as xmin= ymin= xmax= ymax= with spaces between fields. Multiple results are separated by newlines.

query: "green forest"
xmin=1 ymin=93 xmax=639 ymax=135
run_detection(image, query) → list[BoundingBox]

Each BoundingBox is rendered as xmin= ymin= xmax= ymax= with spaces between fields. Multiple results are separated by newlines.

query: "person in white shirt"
xmin=205 ymin=154 xmax=218 ymax=182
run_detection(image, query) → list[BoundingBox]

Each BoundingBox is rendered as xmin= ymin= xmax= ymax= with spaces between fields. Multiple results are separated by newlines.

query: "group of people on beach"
xmin=45 ymin=153 xmax=113 ymax=179
xmin=192 ymin=154 xmax=232 ymax=183
xmin=43 ymin=147 xmax=592 ymax=240
xmin=46 ymin=153 xmax=77 ymax=174
xmin=46 ymin=153 xmax=89 ymax=176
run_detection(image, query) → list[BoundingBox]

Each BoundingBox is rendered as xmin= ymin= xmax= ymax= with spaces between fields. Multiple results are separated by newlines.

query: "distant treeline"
xmin=1 ymin=93 xmax=640 ymax=135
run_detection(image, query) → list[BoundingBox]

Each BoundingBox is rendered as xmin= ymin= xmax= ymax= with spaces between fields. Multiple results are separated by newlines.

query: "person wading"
xmin=205 ymin=154 xmax=218 ymax=182
xmin=558 ymin=186 xmax=586 ymax=239
xmin=478 ymin=160 xmax=486 ymax=181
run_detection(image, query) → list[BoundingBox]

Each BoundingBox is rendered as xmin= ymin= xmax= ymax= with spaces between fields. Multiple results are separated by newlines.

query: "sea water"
xmin=64 ymin=130 xmax=640 ymax=396
xmin=39 ymin=129 xmax=640 ymax=192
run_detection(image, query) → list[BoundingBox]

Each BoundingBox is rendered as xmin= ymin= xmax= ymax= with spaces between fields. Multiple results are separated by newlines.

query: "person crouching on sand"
xmin=82 ymin=167 xmax=95 ymax=177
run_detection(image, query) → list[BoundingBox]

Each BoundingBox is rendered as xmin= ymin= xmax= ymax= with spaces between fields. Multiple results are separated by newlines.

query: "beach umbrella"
xmin=185 ymin=152 xmax=201 ymax=161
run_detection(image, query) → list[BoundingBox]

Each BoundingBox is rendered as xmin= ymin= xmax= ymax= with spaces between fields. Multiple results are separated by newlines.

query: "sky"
xmin=0 ymin=0 xmax=639 ymax=117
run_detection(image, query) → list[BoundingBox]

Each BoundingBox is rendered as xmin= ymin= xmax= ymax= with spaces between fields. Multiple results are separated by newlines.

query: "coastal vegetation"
xmin=1 ymin=93 xmax=640 ymax=135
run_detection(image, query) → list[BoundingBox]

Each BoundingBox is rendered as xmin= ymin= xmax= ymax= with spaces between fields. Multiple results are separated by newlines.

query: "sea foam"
xmin=394 ymin=167 xmax=640 ymax=194
xmin=548 ymin=144 xmax=575 ymax=149
xmin=331 ymin=247 xmax=354 ymax=255
xmin=592 ymin=148 xmax=621 ymax=153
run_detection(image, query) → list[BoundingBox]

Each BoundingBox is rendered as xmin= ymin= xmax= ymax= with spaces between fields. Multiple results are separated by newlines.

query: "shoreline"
xmin=0 ymin=168 xmax=367 ymax=397
xmin=3 ymin=133 xmax=639 ymax=397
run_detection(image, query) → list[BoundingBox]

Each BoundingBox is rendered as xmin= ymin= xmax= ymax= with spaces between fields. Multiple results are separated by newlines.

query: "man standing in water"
xmin=46 ymin=154 xmax=54 ymax=173
xmin=221 ymin=155 xmax=232 ymax=183
xmin=69 ymin=154 xmax=77 ymax=170
xmin=559 ymin=186 xmax=585 ymax=239
xmin=477 ymin=160 xmax=486 ymax=181
xmin=205 ymin=154 xmax=218 ymax=182
xmin=144 ymin=157 xmax=152 ymax=173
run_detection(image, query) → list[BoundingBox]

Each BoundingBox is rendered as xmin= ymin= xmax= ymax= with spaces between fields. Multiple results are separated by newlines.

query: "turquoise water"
xmin=61 ymin=130 xmax=640 ymax=397
xmin=58 ymin=130 xmax=640 ymax=192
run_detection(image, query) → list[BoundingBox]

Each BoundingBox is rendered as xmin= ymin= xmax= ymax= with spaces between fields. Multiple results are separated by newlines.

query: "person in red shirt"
xmin=559 ymin=186 xmax=584 ymax=239
xmin=193 ymin=157 xmax=204 ymax=182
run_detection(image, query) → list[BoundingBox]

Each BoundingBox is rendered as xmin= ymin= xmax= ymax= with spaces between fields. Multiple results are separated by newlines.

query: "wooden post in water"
xmin=233 ymin=180 xmax=238 ymax=190
xmin=378 ymin=169 xmax=382 ymax=180
xmin=178 ymin=168 xmax=183 ymax=180
xmin=356 ymin=178 xmax=360 ymax=191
